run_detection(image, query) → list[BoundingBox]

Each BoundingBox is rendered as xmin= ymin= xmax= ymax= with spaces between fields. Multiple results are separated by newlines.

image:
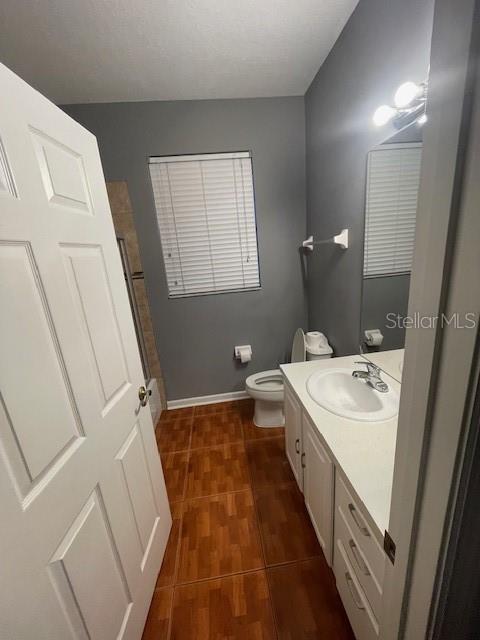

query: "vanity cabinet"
xmin=283 ymin=377 xmax=387 ymax=640
xmin=303 ymin=413 xmax=333 ymax=565
xmin=284 ymin=385 xmax=334 ymax=563
xmin=284 ymin=382 xmax=303 ymax=491
xmin=333 ymin=474 xmax=385 ymax=640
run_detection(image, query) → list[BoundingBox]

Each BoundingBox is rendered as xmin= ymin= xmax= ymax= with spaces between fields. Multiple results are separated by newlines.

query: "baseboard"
xmin=167 ymin=390 xmax=249 ymax=410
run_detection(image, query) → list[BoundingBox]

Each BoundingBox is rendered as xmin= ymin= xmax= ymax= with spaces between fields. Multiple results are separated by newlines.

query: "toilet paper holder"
xmin=234 ymin=345 xmax=252 ymax=363
xmin=364 ymin=329 xmax=384 ymax=347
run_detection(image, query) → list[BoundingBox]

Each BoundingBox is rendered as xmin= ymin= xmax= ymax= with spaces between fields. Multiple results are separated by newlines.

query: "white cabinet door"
xmin=284 ymin=383 xmax=303 ymax=491
xmin=303 ymin=414 xmax=334 ymax=565
xmin=0 ymin=62 xmax=171 ymax=640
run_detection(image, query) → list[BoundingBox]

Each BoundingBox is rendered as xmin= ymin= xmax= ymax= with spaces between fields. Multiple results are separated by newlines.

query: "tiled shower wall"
xmin=106 ymin=181 xmax=167 ymax=411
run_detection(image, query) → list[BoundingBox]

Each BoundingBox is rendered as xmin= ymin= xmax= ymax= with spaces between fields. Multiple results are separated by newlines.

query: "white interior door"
xmin=0 ymin=63 xmax=171 ymax=640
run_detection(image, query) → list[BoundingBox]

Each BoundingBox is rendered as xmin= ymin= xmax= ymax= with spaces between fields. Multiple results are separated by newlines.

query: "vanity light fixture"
xmin=394 ymin=81 xmax=424 ymax=108
xmin=373 ymin=79 xmax=427 ymax=128
xmin=372 ymin=105 xmax=397 ymax=127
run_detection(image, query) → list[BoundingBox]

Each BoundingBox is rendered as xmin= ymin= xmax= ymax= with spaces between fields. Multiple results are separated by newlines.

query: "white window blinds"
xmin=149 ymin=152 xmax=260 ymax=297
xmin=364 ymin=143 xmax=422 ymax=278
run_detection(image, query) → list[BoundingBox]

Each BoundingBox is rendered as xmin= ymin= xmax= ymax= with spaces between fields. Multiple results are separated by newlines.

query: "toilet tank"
xmin=306 ymin=349 xmax=332 ymax=361
xmin=292 ymin=328 xmax=333 ymax=362
xmin=305 ymin=332 xmax=333 ymax=360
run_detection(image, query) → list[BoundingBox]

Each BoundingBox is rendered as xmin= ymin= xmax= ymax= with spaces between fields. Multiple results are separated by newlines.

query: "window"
xmin=149 ymin=151 xmax=260 ymax=297
xmin=363 ymin=143 xmax=422 ymax=278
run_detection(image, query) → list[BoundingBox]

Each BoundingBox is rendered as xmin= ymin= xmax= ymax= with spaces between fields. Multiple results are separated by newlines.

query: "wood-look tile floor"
xmin=144 ymin=400 xmax=354 ymax=640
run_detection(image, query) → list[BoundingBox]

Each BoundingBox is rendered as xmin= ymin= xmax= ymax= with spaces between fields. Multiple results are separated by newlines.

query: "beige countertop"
xmin=281 ymin=354 xmax=400 ymax=539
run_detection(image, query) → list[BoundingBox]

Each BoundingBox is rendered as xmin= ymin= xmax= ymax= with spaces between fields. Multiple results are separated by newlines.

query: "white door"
xmin=303 ymin=415 xmax=334 ymax=565
xmin=0 ymin=63 xmax=171 ymax=640
xmin=284 ymin=383 xmax=303 ymax=490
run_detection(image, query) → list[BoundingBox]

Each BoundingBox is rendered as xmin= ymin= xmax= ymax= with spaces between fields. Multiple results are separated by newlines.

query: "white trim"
xmin=167 ymin=389 xmax=249 ymax=409
xmin=149 ymin=151 xmax=250 ymax=164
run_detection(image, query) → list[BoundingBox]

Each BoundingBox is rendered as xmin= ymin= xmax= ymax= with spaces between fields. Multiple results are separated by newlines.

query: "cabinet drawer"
xmin=335 ymin=475 xmax=385 ymax=588
xmin=335 ymin=504 xmax=382 ymax=619
xmin=334 ymin=539 xmax=379 ymax=640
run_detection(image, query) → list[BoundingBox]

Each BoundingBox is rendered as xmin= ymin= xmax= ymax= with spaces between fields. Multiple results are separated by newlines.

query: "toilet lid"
xmin=291 ymin=328 xmax=306 ymax=363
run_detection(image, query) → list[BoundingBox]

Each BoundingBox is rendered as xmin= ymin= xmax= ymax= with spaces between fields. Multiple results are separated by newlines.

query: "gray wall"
xmin=305 ymin=0 xmax=434 ymax=355
xmin=361 ymin=274 xmax=411 ymax=352
xmin=62 ymin=98 xmax=307 ymax=400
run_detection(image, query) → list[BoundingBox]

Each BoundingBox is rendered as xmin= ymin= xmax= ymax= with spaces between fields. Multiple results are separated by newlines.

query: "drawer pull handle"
xmin=345 ymin=572 xmax=365 ymax=610
xmin=349 ymin=539 xmax=370 ymax=576
xmin=295 ymin=438 xmax=300 ymax=454
xmin=301 ymin=452 xmax=306 ymax=468
xmin=348 ymin=503 xmax=370 ymax=537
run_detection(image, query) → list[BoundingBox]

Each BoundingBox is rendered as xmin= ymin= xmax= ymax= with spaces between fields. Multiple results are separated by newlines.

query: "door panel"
xmin=30 ymin=127 xmax=93 ymax=214
xmin=50 ymin=487 xmax=132 ymax=640
xmin=0 ymin=241 xmax=84 ymax=481
xmin=284 ymin=383 xmax=302 ymax=490
xmin=303 ymin=415 xmax=334 ymax=565
xmin=116 ymin=424 xmax=158 ymax=554
xmin=0 ymin=136 xmax=17 ymax=197
xmin=0 ymin=62 xmax=171 ymax=640
xmin=61 ymin=244 xmax=130 ymax=411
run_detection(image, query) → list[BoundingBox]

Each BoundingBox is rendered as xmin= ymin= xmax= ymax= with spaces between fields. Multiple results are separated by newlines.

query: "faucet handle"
xmin=354 ymin=361 xmax=381 ymax=376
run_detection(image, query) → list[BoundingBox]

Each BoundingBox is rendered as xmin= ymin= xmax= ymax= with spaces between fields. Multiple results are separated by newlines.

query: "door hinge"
xmin=384 ymin=530 xmax=396 ymax=565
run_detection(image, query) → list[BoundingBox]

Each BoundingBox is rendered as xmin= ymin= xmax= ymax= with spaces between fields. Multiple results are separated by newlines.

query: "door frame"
xmin=430 ymin=372 xmax=480 ymax=639
xmin=380 ymin=0 xmax=480 ymax=638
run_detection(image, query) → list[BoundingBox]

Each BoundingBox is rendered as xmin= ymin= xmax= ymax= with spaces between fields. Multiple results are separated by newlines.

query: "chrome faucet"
xmin=352 ymin=361 xmax=389 ymax=393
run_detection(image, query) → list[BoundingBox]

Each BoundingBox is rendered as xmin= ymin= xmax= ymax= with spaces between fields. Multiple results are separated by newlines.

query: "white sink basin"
xmin=306 ymin=368 xmax=399 ymax=422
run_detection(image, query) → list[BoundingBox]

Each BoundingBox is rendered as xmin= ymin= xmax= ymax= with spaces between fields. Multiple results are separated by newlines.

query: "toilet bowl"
xmin=245 ymin=369 xmax=284 ymax=427
xmin=245 ymin=329 xmax=332 ymax=427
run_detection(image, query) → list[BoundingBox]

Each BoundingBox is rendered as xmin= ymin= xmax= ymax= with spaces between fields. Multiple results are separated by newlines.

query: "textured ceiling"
xmin=0 ymin=0 xmax=358 ymax=104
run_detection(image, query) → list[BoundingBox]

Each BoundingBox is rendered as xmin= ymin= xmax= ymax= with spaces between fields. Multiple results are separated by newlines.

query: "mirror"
xmin=360 ymin=121 xmax=423 ymax=354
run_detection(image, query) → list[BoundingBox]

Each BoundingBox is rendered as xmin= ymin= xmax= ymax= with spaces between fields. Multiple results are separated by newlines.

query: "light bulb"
xmin=394 ymin=81 xmax=422 ymax=108
xmin=373 ymin=105 xmax=396 ymax=127
xmin=417 ymin=113 xmax=428 ymax=125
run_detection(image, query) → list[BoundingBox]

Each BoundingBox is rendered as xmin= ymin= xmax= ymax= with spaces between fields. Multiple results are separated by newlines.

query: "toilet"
xmin=245 ymin=329 xmax=332 ymax=427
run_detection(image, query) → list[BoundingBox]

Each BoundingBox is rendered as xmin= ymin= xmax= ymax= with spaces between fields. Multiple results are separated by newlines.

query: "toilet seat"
xmin=245 ymin=369 xmax=283 ymax=400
